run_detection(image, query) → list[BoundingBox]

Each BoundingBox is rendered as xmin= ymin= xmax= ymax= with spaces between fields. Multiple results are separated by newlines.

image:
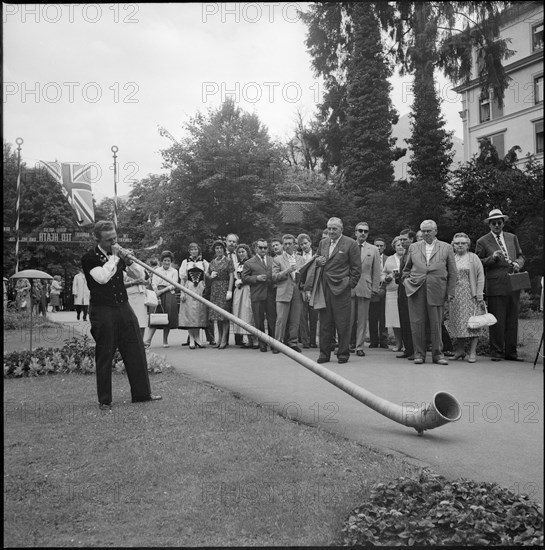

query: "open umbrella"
xmin=10 ymin=269 xmax=53 ymax=352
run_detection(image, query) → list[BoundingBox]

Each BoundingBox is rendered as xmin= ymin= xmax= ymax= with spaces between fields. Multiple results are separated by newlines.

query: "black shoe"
xmin=356 ymin=350 xmax=365 ymax=357
xmin=208 ymin=341 xmax=216 ymax=346
xmin=252 ymin=345 xmax=260 ymax=350
xmin=260 ymin=347 xmax=268 ymax=352
xmin=491 ymin=356 xmax=502 ymax=362
xmin=369 ymin=344 xmax=378 ymax=348
xmin=99 ymin=403 xmax=112 ymax=411
xmin=309 ymin=343 xmax=317 ymax=348
xmin=289 ymin=345 xmax=302 ymax=352
xmin=444 ymin=351 xmax=455 ymax=357
xmin=302 ymin=344 xmax=310 ymax=349
xmin=272 ymin=349 xmax=280 ymax=354
xmin=380 ymin=344 xmax=389 ymax=349
xmin=396 ymin=353 xmax=409 ymax=359
xmin=505 ymin=356 xmax=524 ymax=362
xmin=338 ymin=357 xmax=348 ymax=364
xmin=317 ymin=356 xmax=330 ymax=364
xmin=406 ymin=355 xmax=415 ymax=360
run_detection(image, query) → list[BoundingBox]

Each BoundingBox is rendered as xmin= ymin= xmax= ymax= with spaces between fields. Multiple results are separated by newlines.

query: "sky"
xmin=3 ymin=2 xmax=464 ymax=199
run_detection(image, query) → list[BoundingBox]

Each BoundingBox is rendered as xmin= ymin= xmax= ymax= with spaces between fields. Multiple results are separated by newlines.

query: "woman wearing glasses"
xmin=446 ymin=233 xmax=485 ymax=363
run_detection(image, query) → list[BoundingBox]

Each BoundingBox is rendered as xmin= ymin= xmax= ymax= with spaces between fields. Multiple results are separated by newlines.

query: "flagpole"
xmin=111 ymin=145 xmax=119 ymax=232
xmin=14 ymin=138 xmax=24 ymax=274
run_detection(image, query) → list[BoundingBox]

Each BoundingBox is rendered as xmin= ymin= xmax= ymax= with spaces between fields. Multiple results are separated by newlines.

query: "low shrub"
xmin=3 ymin=336 xmax=172 ymax=378
xmin=343 ymin=469 xmax=543 ymax=546
xmin=3 ymin=310 xmax=59 ymax=330
xmin=519 ymin=291 xmax=541 ymax=319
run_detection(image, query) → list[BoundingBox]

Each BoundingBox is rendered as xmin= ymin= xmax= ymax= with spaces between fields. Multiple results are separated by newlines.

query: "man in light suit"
xmin=402 ymin=220 xmax=456 ymax=365
xmin=241 ymin=238 xmax=277 ymax=352
xmin=476 ymin=208 xmax=525 ymax=361
xmin=314 ymin=217 xmax=361 ymax=364
xmin=272 ymin=234 xmax=306 ymax=353
xmin=350 ymin=222 xmax=381 ymax=357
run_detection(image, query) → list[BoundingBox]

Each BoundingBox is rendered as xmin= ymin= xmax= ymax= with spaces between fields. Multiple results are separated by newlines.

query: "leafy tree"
xmin=160 ymin=99 xmax=283 ymax=259
xmin=447 ymin=141 xmax=542 ymax=288
xmin=3 ymin=141 xmax=89 ymax=277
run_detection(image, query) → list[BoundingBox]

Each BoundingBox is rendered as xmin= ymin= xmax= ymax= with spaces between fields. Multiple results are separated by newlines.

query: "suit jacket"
xmin=272 ymin=252 xmax=306 ymax=302
xmin=316 ymin=235 xmax=361 ymax=296
xmin=241 ymin=255 xmax=275 ymax=303
xmin=475 ymin=231 xmax=525 ymax=296
xmin=402 ymin=240 xmax=457 ymax=305
xmin=353 ymin=242 xmax=381 ymax=299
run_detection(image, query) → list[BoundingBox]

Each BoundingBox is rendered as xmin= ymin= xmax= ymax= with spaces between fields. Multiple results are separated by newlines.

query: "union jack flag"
xmin=40 ymin=161 xmax=95 ymax=226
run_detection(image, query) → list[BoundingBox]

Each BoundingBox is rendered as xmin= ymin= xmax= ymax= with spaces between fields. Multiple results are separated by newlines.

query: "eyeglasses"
xmin=490 ymin=220 xmax=504 ymax=226
xmin=452 ymin=241 xmax=468 ymax=245
xmin=356 ymin=229 xmax=369 ymax=233
xmin=257 ymin=246 xmax=268 ymax=249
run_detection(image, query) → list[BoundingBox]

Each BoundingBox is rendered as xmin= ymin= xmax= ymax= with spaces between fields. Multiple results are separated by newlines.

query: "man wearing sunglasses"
xmin=350 ymin=222 xmax=381 ymax=357
xmin=476 ymin=209 xmax=525 ymax=361
xmin=241 ymin=239 xmax=277 ymax=352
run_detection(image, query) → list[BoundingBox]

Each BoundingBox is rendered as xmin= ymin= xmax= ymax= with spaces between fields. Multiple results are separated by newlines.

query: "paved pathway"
xmin=44 ymin=312 xmax=544 ymax=505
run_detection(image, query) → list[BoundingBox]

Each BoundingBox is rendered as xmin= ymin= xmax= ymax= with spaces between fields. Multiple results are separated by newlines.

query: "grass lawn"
xmin=4 ymin=370 xmax=418 ymax=547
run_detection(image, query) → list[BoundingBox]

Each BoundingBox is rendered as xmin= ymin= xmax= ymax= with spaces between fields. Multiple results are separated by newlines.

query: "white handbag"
xmin=467 ymin=303 xmax=497 ymax=329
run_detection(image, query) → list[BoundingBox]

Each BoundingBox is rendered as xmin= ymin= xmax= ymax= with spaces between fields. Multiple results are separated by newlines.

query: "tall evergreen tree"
xmin=404 ymin=2 xmax=454 ymax=225
xmin=342 ymin=2 xmax=405 ymax=205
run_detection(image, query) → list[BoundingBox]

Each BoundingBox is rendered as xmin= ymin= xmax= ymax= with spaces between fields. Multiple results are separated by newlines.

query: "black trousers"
xmin=369 ymin=297 xmax=388 ymax=346
xmin=75 ymin=304 xmax=89 ymax=319
xmin=397 ymin=285 xmax=414 ymax=355
xmin=251 ymin=295 xmax=277 ymax=349
xmin=89 ymin=302 xmax=151 ymax=405
xmin=320 ymin=285 xmax=351 ymax=360
xmin=487 ymin=292 xmax=520 ymax=357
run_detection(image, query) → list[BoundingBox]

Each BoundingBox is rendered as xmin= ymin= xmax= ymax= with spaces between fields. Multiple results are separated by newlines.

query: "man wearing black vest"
xmin=82 ymin=221 xmax=162 ymax=410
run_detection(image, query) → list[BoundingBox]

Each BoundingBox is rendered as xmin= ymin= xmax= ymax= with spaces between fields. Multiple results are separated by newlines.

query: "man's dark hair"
xmin=400 ymin=228 xmax=416 ymax=241
xmin=93 ymin=220 xmax=115 ymax=240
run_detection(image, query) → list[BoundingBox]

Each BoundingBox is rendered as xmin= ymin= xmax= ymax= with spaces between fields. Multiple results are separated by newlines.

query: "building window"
xmin=535 ymin=120 xmax=544 ymax=154
xmin=479 ymin=91 xmax=490 ymax=123
xmin=479 ymin=89 xmax=503 ymax=123
xmin=479 ymin=133 xmax=505 ymax=159
xmin=533 ymin=23 xmax=544 ymax=52
xmin=535 ymin=75 xmax=544 ymax=104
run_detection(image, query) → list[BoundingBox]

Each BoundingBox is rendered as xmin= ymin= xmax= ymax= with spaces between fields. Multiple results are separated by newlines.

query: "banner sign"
xmin=4 ymin=227 xmax=132 ymax=244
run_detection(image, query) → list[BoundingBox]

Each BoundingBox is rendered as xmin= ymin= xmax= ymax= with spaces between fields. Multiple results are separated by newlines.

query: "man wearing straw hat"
xmin=476 ymin=209 xmax=525 ymax=362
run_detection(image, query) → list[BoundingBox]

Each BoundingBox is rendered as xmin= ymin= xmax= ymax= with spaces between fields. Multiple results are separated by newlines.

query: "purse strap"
xmin=474 ymin=301 xmax=488 ymax=316
xmin=154 ymin=301 xmax=164 ymax=313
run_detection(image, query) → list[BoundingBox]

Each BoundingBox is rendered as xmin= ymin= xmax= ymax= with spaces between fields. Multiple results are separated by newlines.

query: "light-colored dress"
xmin=49 ymin=279 xmax=62 ymax=307
xmin=232 ymin=261 xmax=254 ymax=334
xmin=151 ymin=267 xmax=179 ymax=329
xmin=383 ymin=254 xmax=401 ymax=328
xmin=124 ymin=273 xmax=148 ymax=329
xmin=447 ymin=254 xmax=486 ymax=338
xmin=178 ymin=258 xmax=209 ymax=328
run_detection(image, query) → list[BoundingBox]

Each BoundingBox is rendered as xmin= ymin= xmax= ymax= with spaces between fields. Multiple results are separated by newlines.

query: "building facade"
xmin=454 ymin=2 xmax=543 ymax=165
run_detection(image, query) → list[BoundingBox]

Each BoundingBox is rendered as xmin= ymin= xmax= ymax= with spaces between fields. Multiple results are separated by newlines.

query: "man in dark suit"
xmin=476 ymin=208 xmax=525 ymax=361
xmin=241 ymin=238 xmax=277 ymax=352
xmin=369 ymin=237 xmax=389 ymax=348
xmin=313 ymin=217 xmax=361 ymax=364
xmin=297 ymin=233 xmax=318 ymax=349
xmin=397 ymin=229 xmax=415 ymax=360
xmin=402 ymin=220 xmax=457 ymax=365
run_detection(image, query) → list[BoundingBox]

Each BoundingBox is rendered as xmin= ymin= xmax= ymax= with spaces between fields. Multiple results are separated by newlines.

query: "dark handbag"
xmin=149 ymin=302 xmax=168 ymax=327
xmin=507 ymin=271 xmax=531 ymax=292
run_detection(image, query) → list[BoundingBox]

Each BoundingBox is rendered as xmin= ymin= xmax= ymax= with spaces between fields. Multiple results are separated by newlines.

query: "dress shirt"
xmin=492 ymin=231 xmax=510 ymax=260
xmin=301 ymin=250 xmax=313 ymax=264
xmin=287 ymin=253 xmax=297 ymax=280
xmin=90 ymin=245 xmax=143 ymax=284
xmin=151 ymin=267 xmax=179 ymax=290
xmin=425 ymin=239 xmax=437 ymax=263
xmin=260 ymin=255 xmax=267 ymax=267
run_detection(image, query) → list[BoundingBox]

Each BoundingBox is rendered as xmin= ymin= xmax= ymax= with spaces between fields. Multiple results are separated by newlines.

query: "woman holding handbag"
xmin=446 ymin=233 xmax=486 ymax=363
xmin=144 ymin=251 xmax=179 ymax=348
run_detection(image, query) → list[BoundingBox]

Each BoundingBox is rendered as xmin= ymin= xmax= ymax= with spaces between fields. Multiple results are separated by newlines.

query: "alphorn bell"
xmin=120 ymin=247 xmax=462 ymax=435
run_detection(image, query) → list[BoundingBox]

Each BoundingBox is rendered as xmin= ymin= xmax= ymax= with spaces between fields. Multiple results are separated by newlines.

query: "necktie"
xmin=288 ymin=254 xmax=296 ymax=280
xmin=262 ymin=256 xmax=267 ymax=267
xmin=495 ymin=235 xmax=509 ymax=260
xmin=359 ymin=244 xmax=364 ymax=261
xmin=329 ymin=239 xmax=337 ymax=256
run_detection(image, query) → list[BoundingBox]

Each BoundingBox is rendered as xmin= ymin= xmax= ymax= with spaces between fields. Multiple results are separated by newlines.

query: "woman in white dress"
xmin=178 ymin=243 xmax=209 ymax=349
xmin=124 ymin=270 xmax=148 ymax=340
xmin=144 ymin=250 xmax=179 ymax=348
xmin=231 ymin=244 xmax=258 ymax=348
xmin=382 ymin=236 xmax=404 ymax=352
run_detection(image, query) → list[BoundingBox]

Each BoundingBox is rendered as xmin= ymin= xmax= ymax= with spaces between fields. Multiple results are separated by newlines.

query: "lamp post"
xmin=10 ymin=269 xmax=53 ymax=353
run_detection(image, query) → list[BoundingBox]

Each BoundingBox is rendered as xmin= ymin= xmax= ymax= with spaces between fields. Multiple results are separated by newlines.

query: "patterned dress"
xmin=151 ymin=267 xmax=179 ymax=329
xmin=178 ymin=259 xmax=209 ymax=328
xmin=447 ymin=254 xmax=485 ymax=338
xmin=207 ymin=256 xmax=234 ymax=321
xmin=232 ymin=261 xmax=254 ymax=334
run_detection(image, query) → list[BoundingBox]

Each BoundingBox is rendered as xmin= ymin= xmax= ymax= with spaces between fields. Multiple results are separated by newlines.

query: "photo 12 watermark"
xmin=201 ymin=3 xmax=301 ymax=24
xmin=3 ymin=4 xmax=139 ymax=24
